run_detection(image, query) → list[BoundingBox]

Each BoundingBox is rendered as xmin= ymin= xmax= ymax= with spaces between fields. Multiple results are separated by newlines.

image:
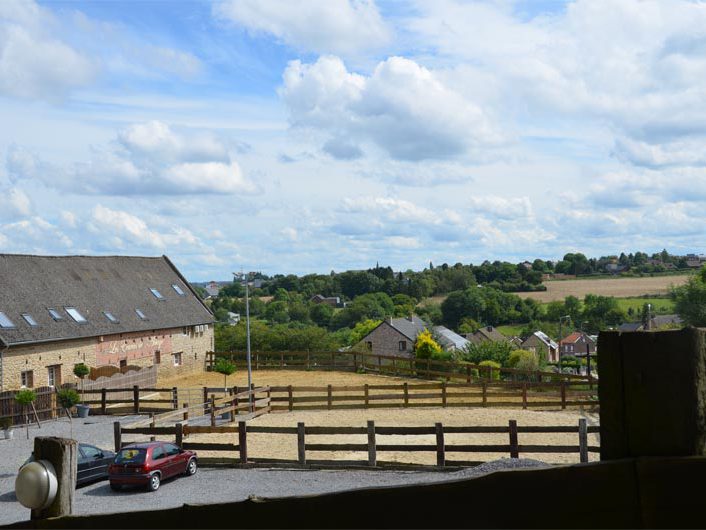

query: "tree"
xmin=309 ymin=303 xmax=333 ymax=328
xmin=672 ymin=266 xmax=706 ymax=326
xmin=349 ymin=319 xmax=382 ymax=347
xmin=57 ymin=388 xmax=80 ymax=438
xmin=15 ymin=389 xmax=36 ymax=439
xmin=213 ymin=358 xmax=237 ymax=392
xmin=461 ymin=340 xmax=515 ymax=366
xmin=73 ymin=363 xmax=89 ymax=399
xmin=414 ymin=329 xmax=443 ymax=359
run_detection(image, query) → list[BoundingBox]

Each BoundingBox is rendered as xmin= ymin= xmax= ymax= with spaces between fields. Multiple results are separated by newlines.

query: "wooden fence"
xmin=207 ymin=351 xmax=595 ymax=385
xmin=115 ymin=418 xmax=600 ymax=469
xmin=0 ymin=384 xmax=76 ymax=426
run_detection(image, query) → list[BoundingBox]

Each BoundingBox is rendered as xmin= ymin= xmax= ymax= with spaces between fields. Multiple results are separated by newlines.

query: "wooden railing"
xmin=114 ymin=418 xmax=600 ymax=468
xmin=207 ymin=351 xmax=595 ymax=384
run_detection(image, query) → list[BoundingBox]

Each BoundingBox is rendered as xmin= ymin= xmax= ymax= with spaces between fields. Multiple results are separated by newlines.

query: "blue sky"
xmin=1 ymin=0 xmax=705 ymax=281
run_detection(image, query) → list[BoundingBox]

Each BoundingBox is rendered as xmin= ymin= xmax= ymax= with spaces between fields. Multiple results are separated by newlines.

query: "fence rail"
xmin=207 ymin=350 xmax=595 ymax=384
xmin=0 ymin=384 xmax=77 ymax=426
xmin=114 ymin=418 xmax=599 ymax=469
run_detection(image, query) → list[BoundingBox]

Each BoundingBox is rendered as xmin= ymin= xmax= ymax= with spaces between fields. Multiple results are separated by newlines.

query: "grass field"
xmin=614 ymin=296 xmax=675 ymax=315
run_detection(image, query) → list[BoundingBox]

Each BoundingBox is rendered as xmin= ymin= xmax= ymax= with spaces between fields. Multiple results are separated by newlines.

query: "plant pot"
xmin=3 ymin=428 xmax=13 ymax=440
xmin=76 ymin=404 xmax=90 ymax=418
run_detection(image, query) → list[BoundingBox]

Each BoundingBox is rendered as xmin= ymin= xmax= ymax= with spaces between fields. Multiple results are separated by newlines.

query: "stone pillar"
xmin=598 ymin=327 xmax=706 ymax=460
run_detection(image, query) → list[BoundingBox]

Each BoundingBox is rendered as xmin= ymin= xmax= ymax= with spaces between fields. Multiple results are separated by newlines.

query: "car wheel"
xmin=147 ymin=473 xmax=161 ymax=492
xmin=109 ymin=483 xmax=122 ymax=492
xmin=185 ymin=458 xmax=197 ymax=476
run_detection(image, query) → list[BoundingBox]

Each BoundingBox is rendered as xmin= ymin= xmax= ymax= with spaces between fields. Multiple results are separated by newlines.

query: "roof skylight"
xmin=103 ymin=311 xmax=119 ymax=324
xmin=22 ymin=314 xmax=38 ymax=327
xmin=172 ymin=284 xmax=185 ymax=296
xmin=48 ymin=308 xmax=63 ymax=321
xmin=150 ymin=288 xmax=165 ymax=300
xmin=65 ymin=307 xmax=87 ymax=323
xmin=0 ymin=312 xmax=16 ymax=328
xmin=135 ymin=309 xmax=147 ymax=320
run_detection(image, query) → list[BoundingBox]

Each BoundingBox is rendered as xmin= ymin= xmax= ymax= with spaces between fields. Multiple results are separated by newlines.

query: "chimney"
xmin=407 ymin=315 xmax=414 ymax=322
xmin=487 ymin=326 xmax=493 ymax=332
xmin=386 ymin=316 xmax=392 ymax=325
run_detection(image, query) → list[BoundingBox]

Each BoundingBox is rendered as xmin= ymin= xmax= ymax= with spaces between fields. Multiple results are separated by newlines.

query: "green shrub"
xmin=57 ymin=388 xmax=81 ymax=410
xmin=479 ymin=360 xmax=501 ymax=380
xmin=14 ymin=389 xmax=36 ymax=406
xmin=73 ymin=363 xmax=90 ymax=379
xmin=0 ymin=417 xmax=12 ymax=430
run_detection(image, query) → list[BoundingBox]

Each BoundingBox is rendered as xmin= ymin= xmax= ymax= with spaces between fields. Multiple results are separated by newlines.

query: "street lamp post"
xmin=558 ymin=315 xmax=571 ymax=374
xmin=234 ymin=271 xmax=253 ymax=412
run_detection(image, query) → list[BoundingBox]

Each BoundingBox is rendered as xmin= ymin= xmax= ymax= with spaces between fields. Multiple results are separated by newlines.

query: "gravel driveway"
xmin=0 ymin=415 xmax=548 ymax=526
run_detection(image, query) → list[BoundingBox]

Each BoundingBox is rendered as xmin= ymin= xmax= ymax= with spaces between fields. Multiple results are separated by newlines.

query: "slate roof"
xmin=0 ymin=254 xmax=213 ymax=348
xmin=524 ymin=331 xmax=558 ymax=350
xmin=466 ymin=326 xmax=508 ymax=345
xmin=388 ymin=316 xmax=427 ymax=340
xmin=433 ymin=327 xmax=470 ymax=351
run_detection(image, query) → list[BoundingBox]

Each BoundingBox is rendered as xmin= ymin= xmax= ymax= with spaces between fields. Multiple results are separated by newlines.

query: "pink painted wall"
xmin=95 ymin=328 xmax=176 ymax=366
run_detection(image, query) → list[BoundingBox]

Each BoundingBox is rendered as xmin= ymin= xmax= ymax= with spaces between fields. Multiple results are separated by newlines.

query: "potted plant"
xmin=0 ymin=417 xmax=13 ymax=440
xmin=213 ymin=358 xmax=236 ymax=419
xmin=57 ymin=388 xmax=81 ymax=438
xmin=14 ymin=389 xmax=36 ymax=440
xmin=73 ymin=363 xmax=91 ymax=418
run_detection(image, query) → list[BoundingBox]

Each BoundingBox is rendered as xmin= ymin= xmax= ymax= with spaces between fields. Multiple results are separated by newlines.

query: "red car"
xmin=108 ymin=441 xmax=197 ymax=492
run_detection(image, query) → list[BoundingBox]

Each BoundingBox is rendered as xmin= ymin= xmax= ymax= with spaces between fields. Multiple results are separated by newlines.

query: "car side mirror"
xmin=96 ymin=453 xmax=103 ymax=459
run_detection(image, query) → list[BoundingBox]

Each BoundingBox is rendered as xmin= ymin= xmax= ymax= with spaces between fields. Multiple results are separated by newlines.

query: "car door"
xmin=163 ymin=443 xmax=183 ymax=476
xmin=151 ymin=445 xmax=169 ymax=478
xmin=80 ymin=444 xmax=106 ymax=482
xmin=76 ymin=445 xmax=90 ymax=485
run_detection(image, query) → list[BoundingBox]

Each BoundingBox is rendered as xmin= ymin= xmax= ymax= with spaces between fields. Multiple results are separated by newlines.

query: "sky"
xmin=1 ymin=0 xmax=706 ymax=281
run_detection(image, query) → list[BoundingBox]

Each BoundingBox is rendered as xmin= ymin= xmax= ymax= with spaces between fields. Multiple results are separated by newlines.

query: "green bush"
xmin=0 ymin=417 xmax=12 ymax=430
xmin=479 ymin=360 xmax=502 ymax=380
xmin=73 ymin=363 xmax=90 ymax=379
xmin=57 ymin=388 xmax=81 ymax=410
xmin=14 ymin=389 xmax=36 ymax=406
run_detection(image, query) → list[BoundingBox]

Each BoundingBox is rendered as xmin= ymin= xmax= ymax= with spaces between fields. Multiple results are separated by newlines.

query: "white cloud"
xmin=281 ymin=55 xmax=503 ymax=161
xmin=0 ymin=187 xmax=31 ymax=220
xmin=213 ymin=0 xmax=390 ymax=55
xmin=281 ymin=227 xmax=298 ymax=241
xmin=613 ymin=137 xmax=706 ymax=168
xmin=468 ymin=196 xmax=533 ymax=220
xmin=0 ymin=2 xmax=96 ymax=101
xmin=6 ymin=121 xmax=258 ymax=196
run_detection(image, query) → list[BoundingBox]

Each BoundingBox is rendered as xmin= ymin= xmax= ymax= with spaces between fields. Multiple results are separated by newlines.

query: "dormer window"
xmin=0 ymin=312 xmax=15 ymax=328
xmin=22 ymin=314 xmax=38 ymax=327
xmin=103 ymin=311 xmax=119 ymax=324
xmin=172 ymin=284 xmax=185 ymax=296
xmin=135 ymin=309 xmax=147 ymax=320
xmin=65 ymin=307 xmax=87 ymax=323
xmin=48 ymin=308 xmax=63 ymax=321
xmin=150 ymin=288 xmax=165 ymax=300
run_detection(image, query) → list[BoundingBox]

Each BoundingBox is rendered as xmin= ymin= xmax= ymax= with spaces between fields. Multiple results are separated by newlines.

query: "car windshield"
xmin=115 ymin=448 xmax=146 ymax=464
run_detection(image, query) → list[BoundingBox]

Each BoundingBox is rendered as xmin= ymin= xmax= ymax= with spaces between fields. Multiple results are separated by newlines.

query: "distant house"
xmin=358 ymin=316 xmax=469 ymax=357
xmin=521 ymin=331 xmax=559 ymax=363
xmin=226 ymin=312 xmax=241 ymax=325
xmin=309 ymin=294 xmax=342 ymax=308
xmin=605 ymin=263 xmax=628 ymax=274
xmin=618 ymin=314 xmax=683 ymax=332
xmin=559 ymin=331 xmax=596 ymax=357
xmin=465 ymin=325 xmax=508 ymax=345
xmin=205 ymin=281 xmax=221 ymax=299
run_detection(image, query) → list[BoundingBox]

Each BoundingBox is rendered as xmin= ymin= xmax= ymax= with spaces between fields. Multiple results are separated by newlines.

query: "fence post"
xmin=149 ymin=414 xmax=156 ymax=442
xmin=509 ymin=420 xmax=519 ymax=458
xmin=133 ymin=385 xmax=139 ymax=414
xmin=113 ymin=421 xmax=121 ymax=452
xmin=327 ymin=384 xmax=333 ymax=410
xmin=307 ymin=351 xmax=311 ymax=369
xmin=182 ymin=402 xmax=189 ymax=434
xmin=297 ymin=422 xmax=306 ymax=465
xmin=482 ymin=382 xmax=487 ymax=407
xmin=353 ymin=353 xmax=358 ymax=372
xmin=172 ymin=387 xmax=178 ymax=410
xmin=255 ymin=352 xmax=259 ymax=370
xmin=364 ymin=384 xmax=369 ymax=409
xmin=331 ymin=351 xmax=335 ymax=369
xmin=435 ymin=423 xmax=445 ymax=467
xmin=229 ymin=388 xmax=235 ymax=423
xmin=392 ymin=356 xmax=397 ymax=376
xmin=426 ymin=358 xmax=431 ymax=377
xmin=280 ymin=352 xmax=284 ymax=369
xmin=561 ymin=381 xmax=567 ymax=410
xmin=30 ymin=437 xmax=77 ymax=521
xmin=287 ymin=385 xmax=293 ymax=411
xmin=367 ymin=420 xmax=376 ymax=467
xmin=441 ymin=382 xmax=447 ymax=408
xmin=250 ymin=383 xmax=255 ymax=413
xmin=403 ymin=382 xmax=409 ymax=407
xmin=466 ymin=365 xmax=471 ymax=383
xmin=239 ymin=421 xmax=248 ymax=464
xmin=522 ymin=383 xmax=528 ymax=410
xmin=203 ymin=387 xmax=208 ymax=415
xmin=101 ymin=388 xmax=107 ymax=415
xmin=210 ymin=395 xmax=216 ymax=427
xmin=378 ymin=354 xmax=382 ymax=372
xmin=175 ymin=422 xmax=183 ymax=448
xmin=579 ymin=418 xmax=588 ymax=463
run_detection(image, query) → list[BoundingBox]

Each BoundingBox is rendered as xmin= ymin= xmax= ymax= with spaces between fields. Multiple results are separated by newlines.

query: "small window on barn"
xmin=21 ymin=314 xmax=38 ymax=327
xmin=135 ymin=309 xmax=147 ymax=320
xmin=399 ymin=340 xmax=407 ymax=351
xmin=0 ymin=312 xmax=16 ymax=328
xmin=65 ymin=307 xmax=87 ymax=323
xmin=48 ymin=308 xmax=63 ymax=321
xmin=365 ymin=341 xmax=372 ymax=351
xmin=103 ymin=311 xmax=119 ymax=324
xmin=21 ymin=370 xmax=34 ymax=388
xmin=150 ymin=288 xmax=165 ymax=300
xmin=172 ymin=284 xmax=185 ymax=296
xmin=173 ymin=352 xmax=183 ymax=366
